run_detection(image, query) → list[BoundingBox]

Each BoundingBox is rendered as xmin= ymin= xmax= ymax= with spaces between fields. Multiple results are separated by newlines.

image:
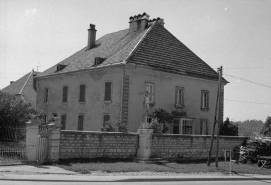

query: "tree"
xmin=220 ymin=117 xmax=238 ymax=136
xmin=0 ymin=92 xmax=39 ymax=127
xmin=261 ymin=116 xmax=271 ymax=137
xmin=152 ymin=109 xmax=174 ymax=133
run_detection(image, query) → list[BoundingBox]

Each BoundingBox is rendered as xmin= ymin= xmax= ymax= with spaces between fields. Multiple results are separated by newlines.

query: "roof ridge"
xmin=123 ymin=22 xmax=157 ymax=64
xmin=18 ymin=70 xmax=33 ymax=95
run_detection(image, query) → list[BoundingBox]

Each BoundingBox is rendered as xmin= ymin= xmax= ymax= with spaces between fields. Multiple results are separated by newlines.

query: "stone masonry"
xmin=151 ymin=134 xmax=246 ymax=160
xmin=59 ymin=130 xmax=138 ymax=159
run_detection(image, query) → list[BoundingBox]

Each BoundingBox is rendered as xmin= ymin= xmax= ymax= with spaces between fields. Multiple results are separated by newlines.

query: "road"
xmin=1 ymin=174 xmax=271 ymax=185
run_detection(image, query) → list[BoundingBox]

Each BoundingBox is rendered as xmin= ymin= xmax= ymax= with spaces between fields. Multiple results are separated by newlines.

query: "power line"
xmin=224 ymin=66 xmax=270 ymax=70
xmin=225 ymin=99 xmax=271 ymax=105
xmin=224 ymin=73 xmax=271 ymax=89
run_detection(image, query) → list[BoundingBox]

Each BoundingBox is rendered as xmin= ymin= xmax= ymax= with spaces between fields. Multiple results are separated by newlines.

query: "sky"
xmin=1 ymin=0 xmax=271 ymax=122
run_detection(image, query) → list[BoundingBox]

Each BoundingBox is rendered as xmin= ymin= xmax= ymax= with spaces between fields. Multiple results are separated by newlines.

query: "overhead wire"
xmin=223 ymin=73 xmax=271 ymax=89
xmin=225 ymin=99 xmax=271 ymax=106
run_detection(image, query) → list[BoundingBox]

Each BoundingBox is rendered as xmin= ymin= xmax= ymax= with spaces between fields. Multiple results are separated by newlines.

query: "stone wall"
xmin=59 ymin=130 xmax=138 ymax=159
xmin=151 ymin=134 xmax=246 ymax=160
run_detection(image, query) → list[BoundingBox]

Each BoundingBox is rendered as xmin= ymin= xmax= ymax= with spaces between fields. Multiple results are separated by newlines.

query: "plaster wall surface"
xmin=125 ymin=66 xmax=223 ymax=134
xmin=36 ymin=67 xmax=123 ymax=131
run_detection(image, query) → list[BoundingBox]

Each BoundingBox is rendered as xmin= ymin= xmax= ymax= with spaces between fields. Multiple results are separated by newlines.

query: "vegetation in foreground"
xmin=55 ymin=158 xmax=270 ymax=175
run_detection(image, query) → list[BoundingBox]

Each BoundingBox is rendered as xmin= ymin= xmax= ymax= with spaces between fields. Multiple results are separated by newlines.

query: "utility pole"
xmin=215 ymin=66 xmax=223 ymax=167
xmin=207 ymin=66 xmax=223 ymax=166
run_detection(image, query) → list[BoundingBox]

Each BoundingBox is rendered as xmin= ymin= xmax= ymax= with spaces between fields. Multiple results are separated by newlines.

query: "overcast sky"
xmin=1 ymin=0 xmax=271 ymax=122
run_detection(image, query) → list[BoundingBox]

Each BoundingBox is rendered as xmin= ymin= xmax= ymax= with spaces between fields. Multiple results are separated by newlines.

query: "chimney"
xmin=87 ymin=24 xmax=96 ymax=50
xmin=129 ymin=12 xmax=150 ymax=32
xmin=156 ymin=17 xmax=165 ymax=27
xmin=10 ymin=81 xmax=15 ymax=84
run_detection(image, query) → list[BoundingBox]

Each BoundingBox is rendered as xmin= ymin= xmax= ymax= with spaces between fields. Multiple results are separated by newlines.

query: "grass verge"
xmin=53 ymin=158 xmax=271 ymax=175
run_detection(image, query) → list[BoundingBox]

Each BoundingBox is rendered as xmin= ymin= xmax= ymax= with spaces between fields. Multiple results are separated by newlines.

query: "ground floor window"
xmin=172 ymin=118 xmax=194 ymax=135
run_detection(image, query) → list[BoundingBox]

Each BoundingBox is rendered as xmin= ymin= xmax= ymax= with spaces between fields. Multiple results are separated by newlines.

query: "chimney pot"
xmin=87 ymin=24 xmax=97 ymax=50
xmin=10 ymin=81 xmax=15 ymax=84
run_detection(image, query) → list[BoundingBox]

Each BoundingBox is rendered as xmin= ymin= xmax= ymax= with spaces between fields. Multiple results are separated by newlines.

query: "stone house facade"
xmin=36 ymin=13 xmax=227 ymax=134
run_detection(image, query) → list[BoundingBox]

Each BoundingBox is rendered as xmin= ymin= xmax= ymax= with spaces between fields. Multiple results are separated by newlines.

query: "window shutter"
xmin=78 ymin=115 xmax=84 ymax=130
xmin=104 ymin=82 xmax=112 ymax=101
xmin=62 ymin=86 xmax=68 ymax=102
xmin=79 ymin=85 xmax=85 ymax=102
xmin=61 ymin=115 xmax=66 ymax=130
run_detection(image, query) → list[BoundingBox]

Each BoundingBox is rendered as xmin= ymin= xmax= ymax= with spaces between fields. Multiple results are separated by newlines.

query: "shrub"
xmin=100 ymin=120 xmax=127 ymax=133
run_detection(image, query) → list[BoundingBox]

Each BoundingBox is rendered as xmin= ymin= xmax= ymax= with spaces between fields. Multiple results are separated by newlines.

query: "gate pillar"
xmin=25 ymin=119 xmax=40 ymax=162
xmin=48 ymin=128 xmax=60 ymax=161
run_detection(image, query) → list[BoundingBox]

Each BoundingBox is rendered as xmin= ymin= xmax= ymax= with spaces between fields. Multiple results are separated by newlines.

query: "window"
xmin=173 ymin=119 xmax=179 ymax=134
xmin=201 ymin=90 xmax=209 ymax=110
xmin=103 ymin=114 xmax=110 ymax=125
xmin=44 ymin=88 xmax=49 ymax=103
xmin=182 ymin=119 xmax=192 ymax=134
xmin=175 ymin=87 xmax=184 ymax=107
xmin=43 ymin=115 xmax=47 ymax=123
xmin=61 ymin=115 xmax=67 ymax=130
xmin=172 ymin=119 xmax=193 ymax=135
xmin=78 ymin=114 xmax=84 ymax=130
xmin=145 ymin=83 xmax=154 ymax=103
xmin=200 ymin=119 xmax=208 ymax=135
xmin=62 ymin=86 xmax=68 ymax=102
xmin=147 ymin=116 xmax=152 ymax=124
xmin=104 ymin=82 xmax=112 ymax=101
xmin=79 ymin=85 xmax=85 ymax=102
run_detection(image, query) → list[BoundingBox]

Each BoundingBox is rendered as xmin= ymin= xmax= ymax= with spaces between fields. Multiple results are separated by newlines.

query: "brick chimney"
xmin=87 ymin=24 xmax=96 ymax=50
xmin=129 ymin=13 xmax=150 ymax=32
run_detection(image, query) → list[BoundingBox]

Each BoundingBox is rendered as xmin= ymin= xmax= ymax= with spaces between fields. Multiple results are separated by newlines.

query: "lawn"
xmin=55 ymin=158 xmax=271 ymax=175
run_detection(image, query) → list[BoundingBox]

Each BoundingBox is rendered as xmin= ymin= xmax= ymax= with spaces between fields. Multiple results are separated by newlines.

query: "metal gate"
xmin=0 ymin=126 xmax=27 ymax=165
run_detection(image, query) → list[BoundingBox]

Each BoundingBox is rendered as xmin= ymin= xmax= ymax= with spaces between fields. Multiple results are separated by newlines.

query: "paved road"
xmin=1 ymin=174 xmax=271 ymax=185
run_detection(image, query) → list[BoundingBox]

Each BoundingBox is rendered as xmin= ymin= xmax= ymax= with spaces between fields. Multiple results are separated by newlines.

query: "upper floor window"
xmin=145 ymin=83 xmax=154 ymax=103
xmin=61 ymin=114 xmax=67 ymax=130
xmin=78 ymin=114 xmax=84 ymax=130
xmin=79 ymin=85 xmax=85 ymax=102
xmin=175 ymin=87 xmax=184 ymax=107
xmin=104 ymin=82 xmax=112 ymax=101
xmin=200 ymin=119 xmax=208 ymax=135
xmin=201 ymin=90 xmax=209 ymax=110
xmin=44 ymin=88 xmax=49 ymax=103
xmin=62 ymin=86 xmax=68 ymax=102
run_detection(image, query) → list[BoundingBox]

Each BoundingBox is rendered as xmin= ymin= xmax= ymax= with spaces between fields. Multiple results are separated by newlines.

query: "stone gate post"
xmin=47 ymin=128 xmax=61 ymax=161
xmin=136 ymin=129 xmax=153 ymax=160
xmin=25 ymin=119 xmax=40 ymax=162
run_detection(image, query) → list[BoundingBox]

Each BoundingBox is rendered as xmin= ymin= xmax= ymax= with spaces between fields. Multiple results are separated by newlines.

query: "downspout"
xmin=120 ymin=64 xmax=124 ymax=120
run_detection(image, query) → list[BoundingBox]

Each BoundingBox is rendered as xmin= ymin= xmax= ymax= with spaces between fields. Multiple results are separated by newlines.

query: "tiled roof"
xmin=38 ymin=21 xmax=223 ymax=82
xmin=127 ymin=22 xmax=219 ymax=80
xmin=39 ymin=28 xmax=150 ymax=77
xmin=1 ymin=71 xmax=39 ymax=106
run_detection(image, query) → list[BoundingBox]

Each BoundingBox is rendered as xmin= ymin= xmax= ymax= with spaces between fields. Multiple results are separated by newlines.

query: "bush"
xmin=100 ymin=120 xmax=127 ymax=133
xmin=0 ymin=92 xmax=40 ymax=127
xmin=261 ymin=116 xmax=271 ymax=137
xmin=220 ymin=117 xmax=238 ymax=136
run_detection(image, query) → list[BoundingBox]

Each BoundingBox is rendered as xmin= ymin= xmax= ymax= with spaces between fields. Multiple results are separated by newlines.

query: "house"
xmin=2 ymin=70 xmax=40 ymax=106
xmin=35 ymin=13 xmax=227 ymax=134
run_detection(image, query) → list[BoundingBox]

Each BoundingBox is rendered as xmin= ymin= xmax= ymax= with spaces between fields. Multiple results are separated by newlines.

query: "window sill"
xmin=201 ymin=107 xmax=209 ymax=111
xmin=79 ymin=101 xmax=86 ymax=104
xmin=62 ymin=102 xmax=68 ymax=105
xmin=104 ymin=100 xmax=112 ymax=104
xmin=175 ymin=104 xmax=184 ymax=108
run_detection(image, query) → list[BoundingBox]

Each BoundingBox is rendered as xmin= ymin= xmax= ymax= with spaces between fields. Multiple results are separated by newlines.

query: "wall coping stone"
xmin=152 ymin=133 xmax=247 ymax=139
xmin=61 ymin=130 xmax=139 ymax=136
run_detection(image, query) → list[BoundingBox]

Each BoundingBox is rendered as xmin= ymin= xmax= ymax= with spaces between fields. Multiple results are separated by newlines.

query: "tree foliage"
xmin=261 ymin=116 xmax=271 ymax=137
xmin=0 ymin=92 xmax=39 ymax=127
xmin=100 ymin=120 xmax=127 ymax=133
xmin=220 ymin=117 xmax=238 ymax=136
xmin=152 ymin=109 xmax=174 ymax=133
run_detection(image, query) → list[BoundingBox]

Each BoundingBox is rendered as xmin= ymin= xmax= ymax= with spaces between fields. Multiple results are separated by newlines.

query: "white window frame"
xmin=175 ymin=87 xmax=184 ymax=107
xmin=172 ymin=118 xmax=194 ymax=135
xmin=145 ymin=82 xmax=154 ymax=103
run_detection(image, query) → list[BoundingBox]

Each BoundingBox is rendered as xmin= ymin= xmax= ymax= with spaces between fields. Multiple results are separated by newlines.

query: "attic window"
xmin=56 ymin=64 xmax=67 ymax=72
xmin=93 ymin=57 xmax=106 ymax=66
